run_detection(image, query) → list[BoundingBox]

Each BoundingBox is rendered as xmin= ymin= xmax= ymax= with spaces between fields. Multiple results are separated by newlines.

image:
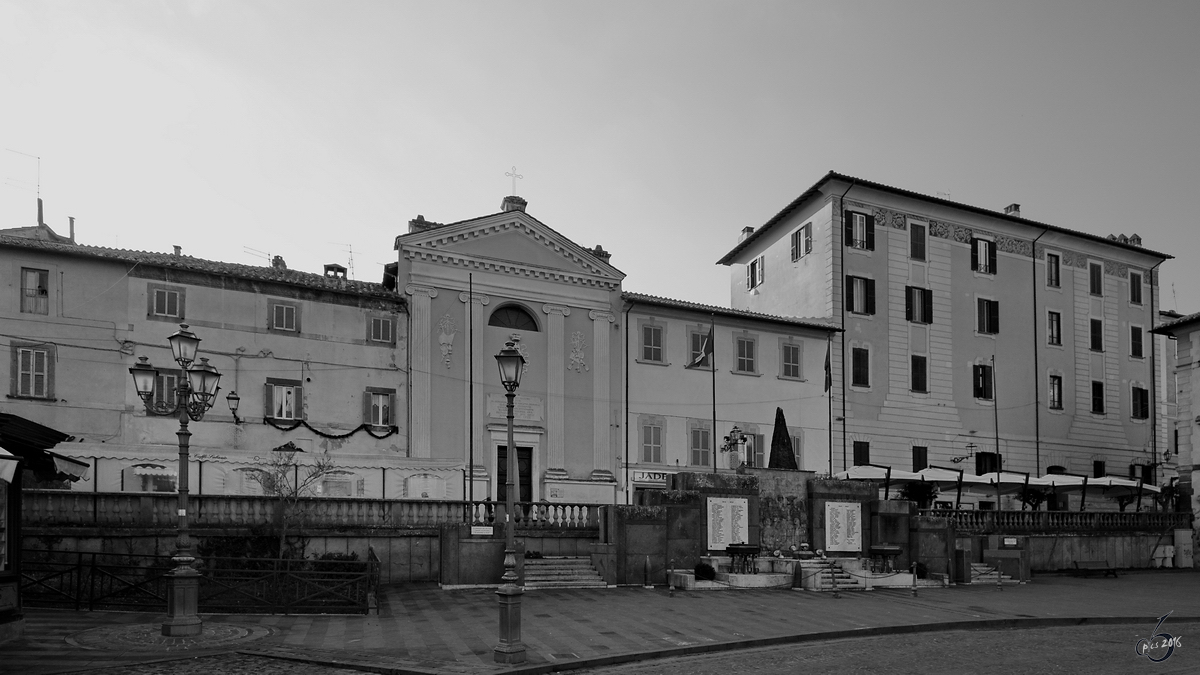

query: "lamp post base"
xmin=493 ymin=551 xmax=525 ymax=664
xmin=161 ymin=564 xmax=203 ymax=637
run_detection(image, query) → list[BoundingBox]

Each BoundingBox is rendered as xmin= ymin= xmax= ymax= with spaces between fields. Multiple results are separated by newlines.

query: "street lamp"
xmin=721 ymin=425 xmax=745 ymax=471
xmin=129 ymin=324 xmax=229 ymax=637
xmin=493 ymin=340 xmax=526 ymax=664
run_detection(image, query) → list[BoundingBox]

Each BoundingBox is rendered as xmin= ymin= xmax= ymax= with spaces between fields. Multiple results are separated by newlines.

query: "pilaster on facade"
xmin=589 ymin=309 xmax=616 ymax=481
xmin=542 ymin=303 xmax=572 ymax=480
xmin=459 ymin=291 xmax=490 ymax=478
xmin=406 ymin=284 xmax=438 ymax=458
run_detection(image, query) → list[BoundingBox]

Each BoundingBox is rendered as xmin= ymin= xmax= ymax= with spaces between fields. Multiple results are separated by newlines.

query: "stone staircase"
xmin=969 ymin=562 xmax=1015 ymax=584
xmin=523 ymin=557 xmax=608 ymax=590
xmin=798 ymin=559 xmax=861 ymax=592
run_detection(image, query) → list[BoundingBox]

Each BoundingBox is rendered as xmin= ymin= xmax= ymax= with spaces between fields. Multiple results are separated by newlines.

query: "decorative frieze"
xmin=569 ymin=331 xmax=589 ymax=373
xmin=436 ymin=314 xmax=457 ymax=368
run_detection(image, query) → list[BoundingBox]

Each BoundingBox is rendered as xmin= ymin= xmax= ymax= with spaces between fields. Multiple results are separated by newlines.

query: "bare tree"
xmin=246 ymin=442 xmax=339 ymax=559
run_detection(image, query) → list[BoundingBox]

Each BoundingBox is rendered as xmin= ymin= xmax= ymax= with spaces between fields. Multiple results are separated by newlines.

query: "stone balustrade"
xmin=23 ymin=490 xmax=599 ymax=531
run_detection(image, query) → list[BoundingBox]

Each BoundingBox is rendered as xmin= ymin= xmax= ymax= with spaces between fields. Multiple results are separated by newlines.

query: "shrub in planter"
xmin=694 ymin=562 xmax=717 ymax=581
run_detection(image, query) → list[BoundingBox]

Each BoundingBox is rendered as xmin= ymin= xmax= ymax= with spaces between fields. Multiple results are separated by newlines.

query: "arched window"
xmin=489 ymin=305 xmax=539 ymax=332
xmin=1046 ymin=465 xmax=1066 ymax=475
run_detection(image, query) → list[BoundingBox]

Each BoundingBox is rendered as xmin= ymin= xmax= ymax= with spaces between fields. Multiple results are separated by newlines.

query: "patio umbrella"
xmin=915 ymin=467 xmax=991 ymax=509
xmin=832 ymin=465 xmax=921 ymax=499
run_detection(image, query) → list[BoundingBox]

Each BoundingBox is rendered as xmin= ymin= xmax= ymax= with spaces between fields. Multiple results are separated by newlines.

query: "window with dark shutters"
xmin=844 ymin=212 xmax=874 ymax=250
xmin=1130 ymin=272 xmax=1143 ymax=304
xmin=1090 ymin=319 xmax=1104 ymax=351
xmin=853 ymin=441 xmax=870 ymax=466
xmin=973 ymin=364 xmax=993 ymax=400
xmin=1091 ymin=381 xmax=1105 ymax=414
xmin=977 ymin=299 xmax=999 ymax=334
xmin=911 ymin=355 xmax=927 ymax=393
xmin=906 ymin=287 xmax=932 ymax=324
xmin=912 ymin=446 xmax=928 ymax=472
xmin=1132 ymin=386 xmax=1149 ymax=419
xmin=852 ymin=347 xmax=870 ymax=387
xmin=1089 ymin=263 xmax=1103 ymax=295
xmin=910 ymin=224 xmax=926 ymax=261
xmin=1131 ymin=326 xmax=1143 ymax=358
xmin=971 ymin=239 xmax=996 ymax=274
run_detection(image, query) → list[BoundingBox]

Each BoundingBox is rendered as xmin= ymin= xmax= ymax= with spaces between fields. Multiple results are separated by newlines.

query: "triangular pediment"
xmin=396 ymin=211 xmax=625 ymax=289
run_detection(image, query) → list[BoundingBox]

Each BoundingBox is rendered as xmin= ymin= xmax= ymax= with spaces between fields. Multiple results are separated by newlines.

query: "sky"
xmin=2 ymin=1 xmax=1199 ymax=314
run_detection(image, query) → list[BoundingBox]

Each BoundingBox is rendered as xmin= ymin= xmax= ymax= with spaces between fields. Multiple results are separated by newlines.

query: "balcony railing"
xmin=22 ymin=490 xmax=599 ymax=531
xmin=917 ymin=509 xmax=1192 ymax=534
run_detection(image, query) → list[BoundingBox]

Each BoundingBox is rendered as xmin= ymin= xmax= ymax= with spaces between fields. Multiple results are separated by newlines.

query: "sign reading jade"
xmin=706 ymin=497 xmax=749 ymax=551
xmin=824 ymin=501 xmax=862 ymax=552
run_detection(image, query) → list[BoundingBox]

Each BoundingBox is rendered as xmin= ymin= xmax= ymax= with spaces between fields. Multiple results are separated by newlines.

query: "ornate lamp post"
xmin=128 ymin=324 xmax=225 ymax=637
xmin=493 ymin=340 xmax=526 ymax=664
xmin=722 ymin=425 xmax=745 ymax=469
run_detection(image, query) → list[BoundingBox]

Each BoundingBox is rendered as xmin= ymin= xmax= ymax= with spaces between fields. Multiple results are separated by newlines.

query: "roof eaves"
xmin=622 ymin=291 xmax=841 ymax=333
xmin=1152 ymin=311 xmax=1200 ymax=335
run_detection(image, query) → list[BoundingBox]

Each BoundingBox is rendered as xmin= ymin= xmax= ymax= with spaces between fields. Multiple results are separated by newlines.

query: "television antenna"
xmin=330 ymin=242 xmax=355 ymax=280
xmin=4 ymin=148 xmax=39 ymax=196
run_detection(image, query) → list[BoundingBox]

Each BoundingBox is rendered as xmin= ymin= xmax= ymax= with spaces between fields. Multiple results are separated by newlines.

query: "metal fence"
xmin=916 ymin=509 xmax=1193 ymax=534
xmin=20 ymin=549 xmax=377 ymax=614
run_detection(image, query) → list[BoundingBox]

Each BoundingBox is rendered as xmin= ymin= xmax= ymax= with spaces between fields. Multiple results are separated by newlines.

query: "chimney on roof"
xmin=272 ymin=255 xmax=287 ymax=270
xmin=37 ymin=198 xmax=44 ymax=227
xmin=1004 ymin=203 xmax=1021 ymax=218
xmin=589 ymin=244 xmax=611 ymax=263
xmin=408 ymin=214 xmax=444 ymax=234
xmin=324 ymin=263 xmax=347 ymax=279
xmin=1129 ymin=233 xmax=1142 ymax=247
xmin=68 ymin=216 xmax=75 ymax=243
xmin=501 ymin=195 xmax=527 ymax=213
xmin=173 ymin=245 xmax=182 ymax=256
xmin=739 ymin=226 xmax=754 ymax=243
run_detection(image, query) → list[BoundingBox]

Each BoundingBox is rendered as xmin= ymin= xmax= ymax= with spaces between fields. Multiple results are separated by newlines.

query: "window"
xmin=1089 ymin=262 xmax=1103 ymax=295
xmin=971 ymin=238 xmax=996 ymax=274
xmin=1091 ymin=380 xmax=1105 ymax=414
xmin=489 ymin=305 xmax=539 ymax=331
xmin=746 ymin=255 xmax=765 ymax=290
xmin=735 ymin=337 xmax=756 ymax=373
xmin=1049 ymin=375 xmax=1063 ymax=410
xmin=852 ymin=441 xmax=870 ymax=466
xmin=1046 ymin=253 xmax=1061 ymax=288
xmin=977 ymin=298 xmax=999 ymax=334
xmin=642 ymin=423 xmax=663 ymax=463
xmin=689 ymin=328 xmax=712 ymax=369
xmin=12 ymin=344 xmax=53 ymax=398
xmin=364 ymin=388 xmax=395 ymax=426
xmin=1093 ymin=461 xmax=1106 ymax=479
xmin=906 ymin=287 xmax=933 ymax=324
xmin=781 ymin=342 xmax=801 ymax=379
xmin=1132 ymin=386 xmax=1149 ymax=420
xmin=910 ymin=223 xmax=926 ymax=261
xmin=270 ymin=301 xmax=299 ymax=332
xmin=154 ymin=371 xmax=181 ymax=408
xmin=148 ymin=284 xmax=184 ymax=319
xmin=975 ymin=452 xmax=1000 ymax=475
xmin=265 ymin=379 xmax=303 ymax=420
xmin=1141 ymin=463 xmax=1155 ymax=486
xmin=790 ymin=223 xmax=812 ymax=261
xmin=746 ymin=433 xmax=766 ymax=468
xmin=973 ymin=363 xmax=994 ymax=400
xmin=911 ymin=355 xmax=928 ymax=393
xmin=1090 ymin=319 xmax=1103 ymax=351
xmin=20 ymin=268 xmax=49 ymax=315
xmin=1130 ymin=271 xmax=1143 ymax=304
xmin=641 ymin=324 xmax=664 ymax=362
xmin=845 ymin=276 xmax=876 ymax=315
xmin=369 ymin=316 xmax=394 ymax=344
xmin=912 ymin=446 xmax=928 ymax=472
xmin=851 ymin=347 xmax=870 ymax=387
xmin=1130 ymin=326 xmax=1143 ymax=358
xmin=844 ymin=212 xmax=874 ymax=250
xmin=790 ymin=433 xmax=804 ymax=469
xmin=1047 ymin=311 xmax=1062 ymax=346
xmin=689 ymin=425 xmax=711 ymax=467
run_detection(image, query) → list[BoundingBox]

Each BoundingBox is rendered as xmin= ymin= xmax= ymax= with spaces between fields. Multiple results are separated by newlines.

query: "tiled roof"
xmin=0 ymin=235 xmax=403 ymax=301
xmin=1152 ymin=311 xmax=1200 ymax=334
xmin=717 ymin=171 xmax=1173 ymax=265
xmin=622 ymin=291 xmax=840 ymax=332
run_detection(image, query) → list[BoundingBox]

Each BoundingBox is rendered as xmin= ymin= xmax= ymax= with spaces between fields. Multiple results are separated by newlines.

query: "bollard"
xmin=668 ymin=558 xmax=675 ymax=597
xmin=830 ymin=559 xmax=840 ymax=599
xmin=996 ymin=562 xmax=1003 ymax=592
xmin=911 ymin=561 xmax=918 ymax=598
xmin=644 ymin=555 xmax=652 ymax=589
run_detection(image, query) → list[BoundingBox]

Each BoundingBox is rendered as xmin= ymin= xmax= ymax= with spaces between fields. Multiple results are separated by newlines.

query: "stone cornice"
xmin=405 ymin=248 xmax=621 ymax=291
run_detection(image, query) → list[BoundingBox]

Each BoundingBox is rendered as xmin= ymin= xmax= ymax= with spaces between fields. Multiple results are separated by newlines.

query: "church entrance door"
xmin=496 ymin=445 xmax=533 ymax=503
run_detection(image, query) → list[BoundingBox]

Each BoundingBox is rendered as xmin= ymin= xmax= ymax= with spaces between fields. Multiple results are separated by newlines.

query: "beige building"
xmin=719 ymin=172 xmax=1172 ymax=508
xmin=0 ymin=208 xmax=426 ymax=499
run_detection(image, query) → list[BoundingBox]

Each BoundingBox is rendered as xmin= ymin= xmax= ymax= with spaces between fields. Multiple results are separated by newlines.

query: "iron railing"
xmin=20 ymin=550 xmax=374 ymax=614
xmin=917 ymin=509 xmax=1193 ymax=534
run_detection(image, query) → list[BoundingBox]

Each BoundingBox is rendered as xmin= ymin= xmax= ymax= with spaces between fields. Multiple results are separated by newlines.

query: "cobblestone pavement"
xmin=7 ymin=571 xmax=1200 ymax=674
xmin=574 ymin=623 xmax=1200 ymax=675
xmin=78 ymin=653 xmax=368 ymax=675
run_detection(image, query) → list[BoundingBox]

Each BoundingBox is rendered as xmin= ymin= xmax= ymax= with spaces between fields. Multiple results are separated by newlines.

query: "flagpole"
xmin=826 ymin=335 xmax=833 ymax=476
xmin=468 ymin=273 xmax=474 ymax=506
xmin=710 ymin=314 xmax=717 ymax=474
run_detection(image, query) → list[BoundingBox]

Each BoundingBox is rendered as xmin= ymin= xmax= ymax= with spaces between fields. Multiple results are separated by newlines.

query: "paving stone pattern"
xmin=6 ymin=571 xmax=1200 ymax=675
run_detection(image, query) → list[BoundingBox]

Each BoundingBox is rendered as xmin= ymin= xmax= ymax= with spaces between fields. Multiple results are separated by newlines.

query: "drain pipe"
xmin=1150 ymin=259 xmax=1164 ymax=483
xmin=1030 ymin=229 xmax=1048 ymax=475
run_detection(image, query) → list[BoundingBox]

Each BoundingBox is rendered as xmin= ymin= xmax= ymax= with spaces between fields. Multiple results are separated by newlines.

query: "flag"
xmin=688 ymin=325 xmax=714 ymax=368
xmin=824 ymin=343 xmax=832 ymax=392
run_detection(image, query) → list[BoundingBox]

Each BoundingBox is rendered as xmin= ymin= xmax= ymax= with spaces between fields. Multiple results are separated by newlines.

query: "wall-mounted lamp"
xmin=226 ymin=390 xmax=242 ymax=424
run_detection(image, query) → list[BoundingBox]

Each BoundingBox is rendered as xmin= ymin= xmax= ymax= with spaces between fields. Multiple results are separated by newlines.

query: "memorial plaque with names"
xmin=486 ymin=394 xmax=545 ymax=422
xmin=824 ymin=501 xmax=862 ymax=552
xmin=706 ymin=497 xmax=749 ymax=551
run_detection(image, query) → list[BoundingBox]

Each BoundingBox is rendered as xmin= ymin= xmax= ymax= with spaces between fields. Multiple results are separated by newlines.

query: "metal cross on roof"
xmin=505 ymin=166 xmax=523 ymax=195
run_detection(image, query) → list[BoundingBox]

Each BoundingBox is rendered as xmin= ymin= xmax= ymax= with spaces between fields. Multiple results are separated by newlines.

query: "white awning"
xmin=132 ymin=464 xmax=176 ymax=478
xmin=0 ymin=446 xmax=18 ymax=484
xmin=48 ymin=451 xmax=90 ymax=481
